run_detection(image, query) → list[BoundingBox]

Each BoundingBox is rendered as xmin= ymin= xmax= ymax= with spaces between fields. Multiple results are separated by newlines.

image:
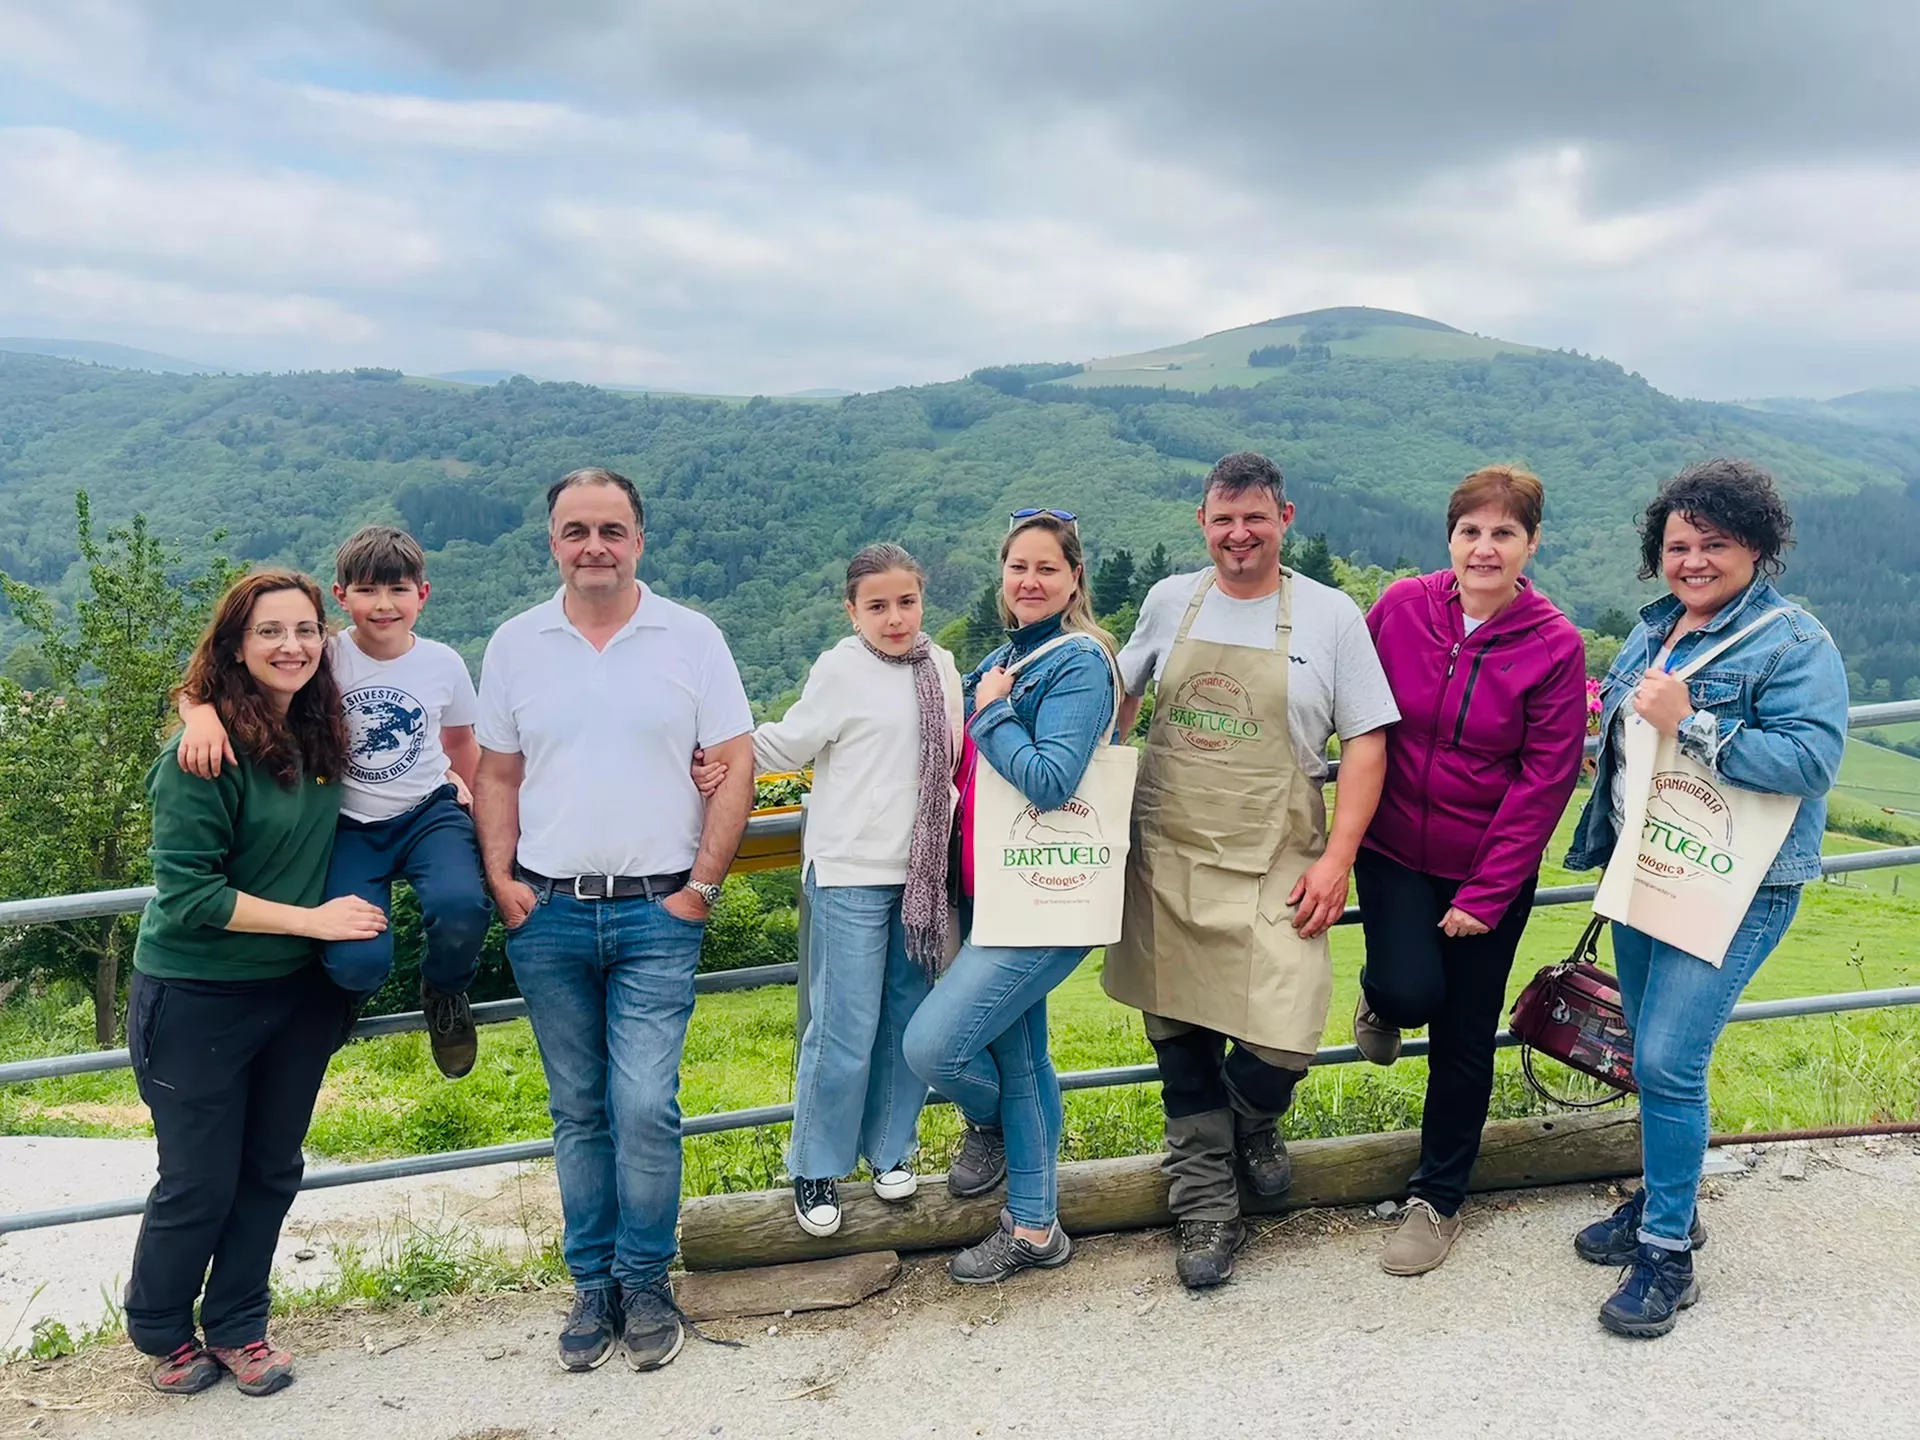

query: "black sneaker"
xmin=793 ymin=1176 xmax=842 ymax=1237
xmin=1175 ymin=1218 xmax=1248 ymax=1290
xmin=949 ymin=1211 xmax=1071 ymax=1284
xmin=1573 ymin=1187 xmax=1708 ymax=1266
xmin=620 ymin=1279 xmax=686 ymax=1372
xmin=422 ymin=982 xmax=478 ymax=1079
xmin=557 ymin=1287 xmax=620 ymax=1372
xmin=948 ymin=1123 xmax=1007 ymax=1198
xmin=1235 ymin=1124 xmax=1293 ymax=1199
xmin=1599 ymin=1243 xmax=1700 ymax=1338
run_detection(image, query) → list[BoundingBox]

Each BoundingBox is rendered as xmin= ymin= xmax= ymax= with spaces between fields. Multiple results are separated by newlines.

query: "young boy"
xmin=179 ymin=526 xmax=490 ymax=1078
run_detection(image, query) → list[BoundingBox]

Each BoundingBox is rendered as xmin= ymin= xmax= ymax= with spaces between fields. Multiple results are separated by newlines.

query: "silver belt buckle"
xmin=573 ymin=874 xmax=611 ymax=901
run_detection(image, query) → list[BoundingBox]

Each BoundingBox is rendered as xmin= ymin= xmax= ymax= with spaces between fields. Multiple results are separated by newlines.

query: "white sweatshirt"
xmin=754 ymin=635 xmax=964 ymax=887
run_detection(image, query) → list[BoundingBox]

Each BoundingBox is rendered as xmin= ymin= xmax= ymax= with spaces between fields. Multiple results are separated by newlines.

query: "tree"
xmin=0 ymin=496 xmax=238 ymax=1044
xmin=1134 ymin=543 xmax=1173 ymax=601
xmin=1593 ymin=607 xmax=1635 ymax=639
xmin=1092 ymin=548 xmax=1137 ymax=618
xmin=1284 ymin=532 xmax=1339 ymax=587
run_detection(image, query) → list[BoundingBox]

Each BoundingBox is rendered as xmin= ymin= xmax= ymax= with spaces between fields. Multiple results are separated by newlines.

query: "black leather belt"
xmin=516 ymin=867 xmax=690 ymax=902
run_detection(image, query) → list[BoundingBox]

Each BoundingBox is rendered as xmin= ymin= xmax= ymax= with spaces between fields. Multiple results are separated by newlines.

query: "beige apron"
xmin=1102 ymin=571 xmax=1334 ymax=1054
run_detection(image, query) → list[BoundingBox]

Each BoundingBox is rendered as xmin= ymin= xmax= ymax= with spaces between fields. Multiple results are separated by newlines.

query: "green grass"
xmin=4 ymin=799 xmax=1916 ymax=1199
xmin=1857 ymin=720 xmax=1920 ymax=748
xmin=1835 ymin=736 xmax=1920 ymax=814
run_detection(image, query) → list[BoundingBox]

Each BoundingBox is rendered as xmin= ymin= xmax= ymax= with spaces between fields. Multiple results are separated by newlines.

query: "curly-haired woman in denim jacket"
xmin=902 ymin=510 xmax=1119 ymax=1286
xmin=1565 ymin=459 xmax=1848 ymax=1339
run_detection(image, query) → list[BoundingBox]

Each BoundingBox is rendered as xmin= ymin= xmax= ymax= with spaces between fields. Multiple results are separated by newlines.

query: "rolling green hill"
xmin=1837 ymin=737 xmax=1920 ymax=816
xmin=2 ymin=309 xmax=1918 ymax=704
xmin=0 ymin=338 xmax=220 ymax=375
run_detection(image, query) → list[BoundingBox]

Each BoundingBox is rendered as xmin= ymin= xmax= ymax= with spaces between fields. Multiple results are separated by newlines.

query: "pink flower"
xmin=1584 ymin=677 xmax=1603 ymax=735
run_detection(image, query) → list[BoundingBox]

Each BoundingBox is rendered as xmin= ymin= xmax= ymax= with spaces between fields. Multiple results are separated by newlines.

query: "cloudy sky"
xmin=1 ymin=1 xmax=1915 ymax=399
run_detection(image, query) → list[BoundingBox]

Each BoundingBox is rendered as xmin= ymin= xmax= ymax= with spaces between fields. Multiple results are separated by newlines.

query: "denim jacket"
xmin=966 ymin=614 xmax=1119 ymax=812
xmin=1566 ymin=577 xmax=1849 ymax=886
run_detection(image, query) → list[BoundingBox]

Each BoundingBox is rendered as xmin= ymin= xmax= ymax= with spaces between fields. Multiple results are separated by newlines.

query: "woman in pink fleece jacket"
xmin=1352 ymin=465 xmax=1588 ymax=1276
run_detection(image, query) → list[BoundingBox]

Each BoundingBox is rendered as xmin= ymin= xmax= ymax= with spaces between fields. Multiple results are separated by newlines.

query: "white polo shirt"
xmin=475 ymin=584 xmax=754 ymax=878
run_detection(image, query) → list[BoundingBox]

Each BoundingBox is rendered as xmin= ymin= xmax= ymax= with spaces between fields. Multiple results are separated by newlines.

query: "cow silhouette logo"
xmin=343 ymin=686 xmax=427 ymax=786
xmin=1164 ymin=670 xmax=1260 ymax=753
xmin=1636 ymin=769 xmax=1739 ymax=885
xmin=1002 ymin=797 xmax=1114 ymax=893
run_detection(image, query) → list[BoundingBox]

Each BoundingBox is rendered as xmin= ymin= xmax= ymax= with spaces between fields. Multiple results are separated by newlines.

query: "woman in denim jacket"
xmin=902 ymin=510 xmax=1119 ymax=1285
xmin=1564 ymin=459 xmax=1848 ymax=1338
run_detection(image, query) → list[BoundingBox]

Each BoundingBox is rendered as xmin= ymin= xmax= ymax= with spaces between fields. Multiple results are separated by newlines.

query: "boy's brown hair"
xmin=335 ymin=525 xmax=427 ymax=588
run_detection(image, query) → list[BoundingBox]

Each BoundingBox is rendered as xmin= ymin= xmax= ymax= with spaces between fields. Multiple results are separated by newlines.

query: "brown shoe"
xmin=1353 ymin=993 xmax=1401 ymax=1066
xmin=1381 ymin=1199 xmax=1463 ymax=1276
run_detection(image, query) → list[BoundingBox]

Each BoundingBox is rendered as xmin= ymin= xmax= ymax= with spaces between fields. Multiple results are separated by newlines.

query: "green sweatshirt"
xmin=133 ymin=734 xmax=343 ymax=981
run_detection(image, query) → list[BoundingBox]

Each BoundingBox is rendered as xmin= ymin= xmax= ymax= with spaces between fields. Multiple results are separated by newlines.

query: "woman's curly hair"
xmin=1637 ymin=458 xmax=1795 ymax=582
xmin=176 ymin=569 xmax=348 ymax=787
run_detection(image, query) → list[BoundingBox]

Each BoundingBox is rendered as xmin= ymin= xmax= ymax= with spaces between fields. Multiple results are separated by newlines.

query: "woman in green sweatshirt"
xmin=125 ymin=569 xmax=388 ymax=1399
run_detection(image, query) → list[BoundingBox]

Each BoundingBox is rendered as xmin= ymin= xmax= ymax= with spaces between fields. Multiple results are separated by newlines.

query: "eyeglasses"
xmin=1008 ymin=508 xmax=1079 ymax=534
xmin=248 ymin=622 xmax=327 ymax=644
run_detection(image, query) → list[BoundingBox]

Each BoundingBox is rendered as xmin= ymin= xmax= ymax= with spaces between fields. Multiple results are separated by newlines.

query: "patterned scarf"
xmin=859 ymin=632 xmax=953 ymax=975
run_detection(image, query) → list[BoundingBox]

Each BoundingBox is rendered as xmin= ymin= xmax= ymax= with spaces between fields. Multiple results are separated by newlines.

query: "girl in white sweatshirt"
xmin=723 ymin=544 xmax=963 ymax=1237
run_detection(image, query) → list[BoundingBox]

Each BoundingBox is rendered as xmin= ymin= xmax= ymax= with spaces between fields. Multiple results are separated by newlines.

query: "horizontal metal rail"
xmin=5 ymin=978 xmax=1916 ymax=1234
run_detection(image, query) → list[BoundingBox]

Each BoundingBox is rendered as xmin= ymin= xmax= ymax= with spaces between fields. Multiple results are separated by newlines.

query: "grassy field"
xmin=3 ymin=799 xmax=1916 ymax=1200
xmin=1835 ymin=736 xmax=1920 ymax=814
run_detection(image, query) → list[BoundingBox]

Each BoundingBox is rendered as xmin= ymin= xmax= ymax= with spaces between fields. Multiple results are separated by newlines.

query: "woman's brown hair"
xmin=177 ymin=569 xmax=349 ymax=787
xmin=1447 ymin=464 xmax=1546 ymax=538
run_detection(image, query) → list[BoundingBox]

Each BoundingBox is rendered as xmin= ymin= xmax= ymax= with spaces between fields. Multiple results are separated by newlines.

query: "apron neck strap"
xmin=1176 ymin=569 xmax=1293 ymax=651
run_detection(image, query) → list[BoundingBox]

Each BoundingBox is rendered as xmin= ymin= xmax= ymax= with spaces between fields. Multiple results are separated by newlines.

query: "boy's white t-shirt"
xmin=332 ymin=630 xmax=479 ymax=823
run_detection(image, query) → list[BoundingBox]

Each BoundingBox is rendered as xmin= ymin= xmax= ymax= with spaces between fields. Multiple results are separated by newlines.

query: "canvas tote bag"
xmin=969 ymin=634 xmax=1139 ymax=948
xmin=1592 ymin=608 xmax=1801 ymax=966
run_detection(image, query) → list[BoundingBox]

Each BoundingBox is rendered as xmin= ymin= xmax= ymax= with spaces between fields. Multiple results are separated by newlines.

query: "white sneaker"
xmin=871 ymin=1164 xmax=918 ymax=1203
xmin=793 ymin=1176 xmax=841 ymax=1237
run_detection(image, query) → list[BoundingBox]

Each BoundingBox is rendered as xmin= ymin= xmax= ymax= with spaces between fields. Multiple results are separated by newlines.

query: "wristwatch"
xmin=685 ymin=880 xmax=723 ymax=907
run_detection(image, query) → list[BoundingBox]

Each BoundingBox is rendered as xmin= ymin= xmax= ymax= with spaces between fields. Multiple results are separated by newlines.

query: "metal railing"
xmin=2 ymin=701 xmax=1918 ymax=1234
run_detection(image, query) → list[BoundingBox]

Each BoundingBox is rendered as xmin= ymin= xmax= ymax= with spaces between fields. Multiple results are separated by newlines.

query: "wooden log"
xmin=679 ymin=1111 xmax=1640 ymax=1271
xmin=674 ymin=1251 xmax=901 ymax=1321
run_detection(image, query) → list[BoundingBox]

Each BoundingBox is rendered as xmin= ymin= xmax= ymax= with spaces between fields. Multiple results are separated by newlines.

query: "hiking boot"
xmin=557 ymin=1287 xmax=621 ymax=1371
xmin=947 ymin=1123 xmax=1007 ymax=1199
xmin=1599 ymin=1243 xmax=1700 ymax=1338
xmin=422 ymin=981 xmax=479 ymax=1079
xmin=207 ymin=1339 xmax=293 ymax=1397
xmin=1573 ymin=1187 xmax=1708 ymax=1266
xmin=1380 ymin=1198 xmax=1464 ymax=1276
xmin=620 ymin=1279 xmax=686 ymax=1372
xmin=949 ymin=1211 xmax=1071 ymax=1284
xmin=148 ymin=1340 xmax=222 ymax=1396
xmin=793 ymin=1176 xmax=842 ymax=1237
xmin=1174 ymin=1218 xmax=1248 ymax=1289
xmin=1234 ymin=1122 xmax=1293 ymax=1198
xmin=1353 ymin=993 xmax=1401 ymax=1066
xmin=871 ymin=1163 xmax=918 ymax=1203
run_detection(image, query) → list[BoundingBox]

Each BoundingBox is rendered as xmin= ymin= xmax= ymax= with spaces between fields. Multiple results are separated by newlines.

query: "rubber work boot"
xmin=148 ymin=1340 xmax=222 ymax=1396
xmin=1573 ymin=1187 xmax=1708 ymax=1266
xmin=1234 ymin=1119 xmax=1292 ymax=1198
xmin=949 ymin=1210 xmax=1071 ymax=1284
xmin=1175 ymin=1217 xmax=1248 ymax=1289
xmin=207 ymin=1339 xmax=294 ymax=1397
xmin=422 ymin=981 xmax=479 ymax=1079
xmin=1352 ymin=993 xmax=1401 ymax=1066
xmin=947 ymin=1123 xmax=1007 ymax=1199
xmin=1380 ymin=1198 xmax=1464 ymax=1276
xmin=1599 ymin=1243 xmax=1699 ymax=1338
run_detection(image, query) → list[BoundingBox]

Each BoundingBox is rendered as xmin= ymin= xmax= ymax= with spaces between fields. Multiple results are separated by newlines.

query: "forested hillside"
xmin=3 ymin=327 xmax=1917 ymax=702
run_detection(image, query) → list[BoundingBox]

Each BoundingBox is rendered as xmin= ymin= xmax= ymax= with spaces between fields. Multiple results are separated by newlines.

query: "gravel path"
xmin=6 ymin=1137 xmax=1918 ymax=1440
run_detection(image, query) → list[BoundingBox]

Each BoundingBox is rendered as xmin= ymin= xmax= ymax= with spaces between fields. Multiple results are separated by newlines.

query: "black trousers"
xmin=1352 ymin=847 xmax=1538 ymax=1217
xmin=124 ymin=964 xmax=349 ymax=1355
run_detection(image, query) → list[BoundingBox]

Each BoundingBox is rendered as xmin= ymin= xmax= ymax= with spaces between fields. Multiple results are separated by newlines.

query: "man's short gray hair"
xmin=1201 ymin=451 xmax=1286 ymax=510
xmin=547 ymin=467 xmax=643 ymax=528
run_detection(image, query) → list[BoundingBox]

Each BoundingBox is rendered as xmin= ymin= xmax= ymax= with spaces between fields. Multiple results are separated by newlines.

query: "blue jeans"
xmin=789 ymin=874 xmax=932 ymax=1180
xmin=324 ymin=787 xmax=491 ymax=997
xmin=902 ymin=933 xmax=1087 ymax=1229
xmin=1611 ymin=884 xmax=1800 ymax=1249
xmin=506 ymin=891 xmax=706 ymax=1291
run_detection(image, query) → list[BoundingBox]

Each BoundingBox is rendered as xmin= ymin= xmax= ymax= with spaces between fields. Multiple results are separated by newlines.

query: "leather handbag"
xmin=1508 ymin=914 xmax=1636 ymax=1107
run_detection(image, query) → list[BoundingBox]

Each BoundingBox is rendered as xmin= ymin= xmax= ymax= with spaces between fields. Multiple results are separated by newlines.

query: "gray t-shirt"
xmin=1118 ymin=568 xmax=1400 ymax=780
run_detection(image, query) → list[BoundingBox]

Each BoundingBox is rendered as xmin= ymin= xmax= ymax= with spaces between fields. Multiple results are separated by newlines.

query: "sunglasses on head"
xmin=1008 ymin=507 xmax=1079 ymax=534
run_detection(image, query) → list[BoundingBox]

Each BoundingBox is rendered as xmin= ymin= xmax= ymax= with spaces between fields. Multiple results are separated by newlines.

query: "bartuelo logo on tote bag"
xmin=1165 ymin=670 xmax=1260 ymax=752
xmin=1637 ymin=770 xmax=1739 ymax=883
xmin=1003 ymin=797 xmax=1114 ymax=893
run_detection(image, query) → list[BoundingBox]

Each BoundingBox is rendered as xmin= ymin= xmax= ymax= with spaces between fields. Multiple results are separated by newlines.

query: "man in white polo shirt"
xmin=473 ymin=468 xmax=755 ymax=1376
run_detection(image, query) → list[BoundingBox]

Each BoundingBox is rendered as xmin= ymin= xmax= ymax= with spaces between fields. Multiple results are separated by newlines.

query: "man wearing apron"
xmin=1107 ymin=451 xmax=1398 ymax=1289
